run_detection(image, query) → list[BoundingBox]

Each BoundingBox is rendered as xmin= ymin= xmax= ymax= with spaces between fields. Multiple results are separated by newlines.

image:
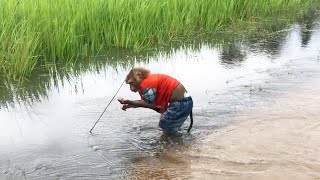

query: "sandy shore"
xmin=191 ymin=77 xmax=320 ymax=179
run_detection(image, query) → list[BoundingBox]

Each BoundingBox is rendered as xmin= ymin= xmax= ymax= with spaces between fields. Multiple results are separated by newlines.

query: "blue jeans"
xmin=159 ymin=96 xmax=193 ymax=134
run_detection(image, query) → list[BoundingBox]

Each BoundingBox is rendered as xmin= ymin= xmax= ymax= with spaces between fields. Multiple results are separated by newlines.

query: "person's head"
xmin=125 ymin=67 xmax=150 ymax=92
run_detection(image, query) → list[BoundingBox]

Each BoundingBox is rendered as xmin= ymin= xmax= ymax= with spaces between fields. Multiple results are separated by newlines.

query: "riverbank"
xmin=0 ymin=0 xmax=319 ymax=79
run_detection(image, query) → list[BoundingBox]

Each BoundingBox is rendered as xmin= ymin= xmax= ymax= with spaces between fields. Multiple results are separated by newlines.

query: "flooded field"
xmin=1 ymin=18 xmax=320 ymax=179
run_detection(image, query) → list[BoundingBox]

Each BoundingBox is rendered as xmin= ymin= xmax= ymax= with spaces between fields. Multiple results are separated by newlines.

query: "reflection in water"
xmin=219 ymin=42 xmax=246 ymax=68
xmin=0 ymin=15 xmax=320 ymax=179
xmin=300 ymin=13 xmax=318 ymax=47
xmin=245 ymin=31 xmax=286 ymax=58
xmin=0 ymin=57 xmax=134 ymax=109
xmin=0 ymin=75 xmax=50 ymax=109
xmin=301 ymin=21 xmax=313 ymax=47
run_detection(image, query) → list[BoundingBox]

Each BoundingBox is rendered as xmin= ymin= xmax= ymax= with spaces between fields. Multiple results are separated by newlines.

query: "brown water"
xmin=192 ymin=78 xmax=320 ymax=179
xmin=1 ymin=19 xmax=320 ymax=179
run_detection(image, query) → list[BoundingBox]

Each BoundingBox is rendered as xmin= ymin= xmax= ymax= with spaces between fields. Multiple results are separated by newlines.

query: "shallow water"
xmin=1 ymin=19 xmax=320 ymax=179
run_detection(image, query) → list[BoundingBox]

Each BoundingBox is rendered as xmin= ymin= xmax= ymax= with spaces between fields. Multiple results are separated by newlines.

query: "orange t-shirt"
xmin=139 ymin=74 xmax=180 ymax=111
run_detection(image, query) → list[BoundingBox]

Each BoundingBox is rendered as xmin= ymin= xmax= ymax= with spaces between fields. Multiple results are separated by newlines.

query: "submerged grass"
xmin=0 ymin=0 xmax=319 ymax=80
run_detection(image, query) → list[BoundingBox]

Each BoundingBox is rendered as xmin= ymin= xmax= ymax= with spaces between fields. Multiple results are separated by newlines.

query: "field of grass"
xmin=0 ymin=0 xmax=319 ymax=80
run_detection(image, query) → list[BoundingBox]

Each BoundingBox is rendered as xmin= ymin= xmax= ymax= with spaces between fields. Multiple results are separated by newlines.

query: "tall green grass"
xmin=0 ymin=0 xmax=318 ymax=80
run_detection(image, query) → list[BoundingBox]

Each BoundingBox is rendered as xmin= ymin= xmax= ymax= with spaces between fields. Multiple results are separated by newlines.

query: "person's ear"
xmin=137 ymin=71 xmax=142 ymax=79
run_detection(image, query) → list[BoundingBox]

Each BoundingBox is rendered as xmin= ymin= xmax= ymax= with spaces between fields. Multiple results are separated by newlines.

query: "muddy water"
xmin=1 ymin=19 xmax=320 ymax=179
xmin=190 ymin=78 xmax=320 ymax=179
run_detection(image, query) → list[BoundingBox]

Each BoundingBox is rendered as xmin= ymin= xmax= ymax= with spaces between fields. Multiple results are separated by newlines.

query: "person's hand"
xmin=117 ymin=97 xmax=128 ymax=104
xmin=121 ymin=104 xmax=131 ymax=111
xmin=118 ymin=97 xmax=136 ymax=111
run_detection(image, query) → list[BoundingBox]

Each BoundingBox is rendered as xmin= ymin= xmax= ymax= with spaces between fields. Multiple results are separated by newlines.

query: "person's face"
xmin=126 ymin=71 xmax=142 ymax=92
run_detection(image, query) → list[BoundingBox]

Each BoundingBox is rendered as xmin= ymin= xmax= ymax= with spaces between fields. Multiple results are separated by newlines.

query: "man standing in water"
xmin=117 ymin=67 xmax=193 ymax=135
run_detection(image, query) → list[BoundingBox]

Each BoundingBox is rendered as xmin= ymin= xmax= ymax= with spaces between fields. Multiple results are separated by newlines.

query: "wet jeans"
xmin=159 ymin=95 xmax=193 ymax=134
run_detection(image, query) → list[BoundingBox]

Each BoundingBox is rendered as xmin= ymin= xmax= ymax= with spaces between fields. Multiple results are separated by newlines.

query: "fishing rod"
xmin=89 ymin=79 xmax=125 ymax=133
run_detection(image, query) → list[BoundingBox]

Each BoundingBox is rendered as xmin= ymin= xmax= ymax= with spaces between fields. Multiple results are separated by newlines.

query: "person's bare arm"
xmin=121 ymin=104 xmax=138 ymax=111
xmin=118 ymin=98 xmax=161 ymax=113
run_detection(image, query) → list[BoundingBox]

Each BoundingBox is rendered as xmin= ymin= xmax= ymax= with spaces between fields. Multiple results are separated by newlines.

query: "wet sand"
xmin=190 ymin=77 xmax=320 ymax=179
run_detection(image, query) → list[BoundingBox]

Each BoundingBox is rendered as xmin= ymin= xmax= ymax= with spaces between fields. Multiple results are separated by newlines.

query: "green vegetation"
xmin=0 ymin=0 xmax=319 ymax=80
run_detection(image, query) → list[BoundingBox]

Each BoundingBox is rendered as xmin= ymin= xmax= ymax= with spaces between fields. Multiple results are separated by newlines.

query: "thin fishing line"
xmin=90 ymin=64 xmax=134 ymax=133
xmin=89 ymin=79 xmax=125 ymax=133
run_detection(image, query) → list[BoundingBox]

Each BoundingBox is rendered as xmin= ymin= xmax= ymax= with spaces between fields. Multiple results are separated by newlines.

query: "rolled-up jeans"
xmin=159 ymin=94 xmax=193 ymax=134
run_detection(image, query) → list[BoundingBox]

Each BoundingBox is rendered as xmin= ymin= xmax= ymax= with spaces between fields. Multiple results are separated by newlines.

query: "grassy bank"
xmin=0 ymin=0 xmax=319 ymax=80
